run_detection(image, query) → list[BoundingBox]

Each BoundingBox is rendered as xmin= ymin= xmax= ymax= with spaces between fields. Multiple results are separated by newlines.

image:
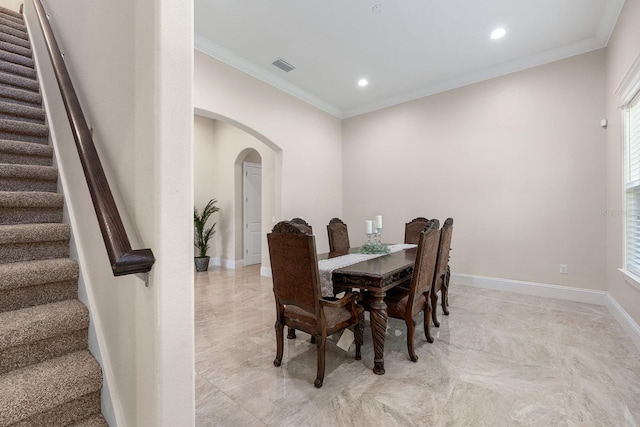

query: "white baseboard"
xmin=605 ymin=293 xmax=640 ymax=351
xmin=261 ymin=266 xmax=272 ymax=277
xmin=212 ymin=257 xmax=243 ymax=270
xmin=453 ymin=273 xmax=640 ymax=351
xmin=452 ymin=273 xmax=608 ymax=305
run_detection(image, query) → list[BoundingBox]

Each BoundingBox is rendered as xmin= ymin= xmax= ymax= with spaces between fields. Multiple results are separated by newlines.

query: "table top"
xmin=331 ymin=247 xmax=417 ymax=292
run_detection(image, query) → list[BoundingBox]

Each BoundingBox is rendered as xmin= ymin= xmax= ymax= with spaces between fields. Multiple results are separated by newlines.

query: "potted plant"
xmin=194 ymin=198 xmax=219 ymax=272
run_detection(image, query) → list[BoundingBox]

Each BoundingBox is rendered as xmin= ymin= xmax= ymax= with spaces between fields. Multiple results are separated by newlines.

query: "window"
xmin=625 ymin=92 xmax=640 ymax=276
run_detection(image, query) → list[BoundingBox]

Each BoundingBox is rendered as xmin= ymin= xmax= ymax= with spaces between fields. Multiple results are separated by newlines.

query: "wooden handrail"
xmin=32 ymin=0 xmax=155 ymax=276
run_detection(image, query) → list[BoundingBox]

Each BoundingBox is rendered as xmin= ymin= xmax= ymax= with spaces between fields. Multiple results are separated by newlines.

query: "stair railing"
xmin=32 ymin=0 xmax=155 ymax=276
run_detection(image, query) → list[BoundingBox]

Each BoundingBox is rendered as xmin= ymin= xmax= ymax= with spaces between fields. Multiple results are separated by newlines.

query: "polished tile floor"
xmin=195 ymin=265 xmax=640 ymax=426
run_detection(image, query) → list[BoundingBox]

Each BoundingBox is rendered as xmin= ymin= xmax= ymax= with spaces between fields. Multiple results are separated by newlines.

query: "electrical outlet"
xmin=560 ymin=264 xmax=568 ymax=274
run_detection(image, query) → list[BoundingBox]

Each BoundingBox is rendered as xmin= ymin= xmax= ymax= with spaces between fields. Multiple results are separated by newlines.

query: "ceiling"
xmin=194 ymin=0 xmax=625 ymax=119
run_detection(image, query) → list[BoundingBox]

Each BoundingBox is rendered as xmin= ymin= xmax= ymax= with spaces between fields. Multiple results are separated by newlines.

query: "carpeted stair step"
xmin=0 ymin=138 xmax=52 ymax=166
xmin=0 ymin=84 xmax=42 ymax=107
xmin=0 ymin=299 xmax=89 ymax=375
xmin=0 ymin=164 xmax=57 ymax=192
xmin=0 ymin=39 xmax=31 ymax=59
xmin=0 ymin=70 xmax=39 ymax=93
xmin=0 ymin=100 xmax=45 ymax=123
xmin=0 ymin=22 xmax=28 ymax=42
xmin=0 ymin=5 xmax=24 ymax=21
xmin=0 ymin=31 xmax=30 ymax=51
xmin=0 ymin=57 xmax=36 ymax=80
xmin=71 ymin=413 xmax=110 ymax=427
xmin=0 ymin=191 xmax=63 ymax=224
xmin=0 ymin=223 xmax=70 ymax=264
xmin=0 ymin=14 xmax=27 ymax=35
xmin=0 ymin=350 xmax=102 ymax=426
xmin=0 ymin=48 xmax=34 ymax=69
xmin=0 ymin=118 xmax=48 ymax=144
xmin=0 ymin=258 xmax=79 ymax=313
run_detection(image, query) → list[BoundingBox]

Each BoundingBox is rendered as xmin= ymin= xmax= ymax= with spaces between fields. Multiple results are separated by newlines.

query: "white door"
xmin=243 ymin=162 xmax=262 ymax=266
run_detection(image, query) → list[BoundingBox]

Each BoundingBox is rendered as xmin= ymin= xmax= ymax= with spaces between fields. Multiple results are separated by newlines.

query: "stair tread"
xmin=0 ymin=350 xmax=102 ymax=426
xmin=0 ymin=99 xmax=45 ymax=121
xmin=0 ymin=58 xmax=36 ymax=80
xmin=0 ymin=222 xmax=70 ymax=243
xmin=0 ymin=39 xmax=31 ymax=58
xmin=71 ymin=414 xmax=109 ymax=427
xmin=0 ymin=163 xmax=57 ymax=180
xmin=0 ymin=299 xmax=88 ymax=350
xmin=0 ymin=138 xmax=52 ymax=158
xmin=0 ymin=70 xmax=38 ymax=91
xmin=0 ymin=190 xmax=63 ymax=207
xmin=0 ymin=31 xmax=30 ymax=50
xmin=0 ymin=117 xmax=48 ymax=136
xmin=0 ymin=84 xmax=42 ymax=104
xmin=0 ymin=22 xmax=28 ymax=42
xmin=0 ymin=49 xmax=34 ymax=69
xmin=0 ymin=258 xmax=78 ymax=290
xmin=0 ymin=15 xmax=27 ymax=34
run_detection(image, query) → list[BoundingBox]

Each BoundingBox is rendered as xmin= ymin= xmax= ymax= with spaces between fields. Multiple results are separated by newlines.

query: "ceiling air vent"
xmin=272 ymin=58 xmax=295 ymax=72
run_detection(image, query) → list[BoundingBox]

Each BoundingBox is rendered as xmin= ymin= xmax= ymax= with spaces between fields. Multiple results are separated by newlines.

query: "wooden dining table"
xmin=319 ymin=247 xmax=418 ymax=375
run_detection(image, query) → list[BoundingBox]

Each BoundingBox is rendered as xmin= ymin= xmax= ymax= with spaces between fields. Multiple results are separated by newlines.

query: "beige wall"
xmin=0 ymin=0 xmax=21 ymax=12
xmin=605 ymin=0 xmax=640 ymax=326
xmin=25 ymin=0 xmax=194 ymax=426
xmin=194 ymin=114 xmax=277 ymax=266
xmin=194 ymin=51 xmax=343 ymax=257
xmin=343 ymin=50 xmax=607 ymax=290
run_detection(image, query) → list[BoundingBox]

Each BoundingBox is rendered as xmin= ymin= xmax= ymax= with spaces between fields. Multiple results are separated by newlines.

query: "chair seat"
xmin=285 ymin=304 xmax=356 ymax=329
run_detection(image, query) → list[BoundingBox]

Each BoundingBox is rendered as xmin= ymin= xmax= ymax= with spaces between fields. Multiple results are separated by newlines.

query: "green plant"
xmin=194 ymin=199 xmax=220 ymax=258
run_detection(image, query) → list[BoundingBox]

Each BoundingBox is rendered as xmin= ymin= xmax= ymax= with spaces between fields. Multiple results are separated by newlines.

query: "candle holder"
xmin=359 ymin=228 xmax=390 ymax=255
xmin=374 ymin=227 xmax=382 ymax=244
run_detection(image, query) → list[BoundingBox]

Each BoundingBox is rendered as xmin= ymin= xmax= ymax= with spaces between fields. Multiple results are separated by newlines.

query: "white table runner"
xmin=317 ymin=244 xmax=417 ymax=297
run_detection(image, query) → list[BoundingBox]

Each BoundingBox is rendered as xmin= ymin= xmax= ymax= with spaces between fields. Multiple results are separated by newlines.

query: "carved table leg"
xmin=369 ymin=291 xmax=388 ymax=375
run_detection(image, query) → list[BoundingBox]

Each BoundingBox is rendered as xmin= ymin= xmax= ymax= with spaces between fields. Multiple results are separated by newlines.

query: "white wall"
xmin=25 ymin=0 xmax=194 ymax=426
xmin=194 ymin=115 xmax=277 ymax=267
xmin=343 ymin=50 xmax=607 ymax=290
xmin=194 ymin=51 xmax=343 ymax=257
xmin=0 ymin=0 xmax=21 ymax=12
xmin=605 ymin=0 xmax=640 ymax=327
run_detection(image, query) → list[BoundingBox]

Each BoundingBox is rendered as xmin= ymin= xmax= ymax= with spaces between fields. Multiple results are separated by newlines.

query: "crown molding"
xmin=196 ymin=32 xmax=610 ymax=120
xmin=195 ymin=34 xmax=343 ymax=118
xmin=342 ymin=37 xmax=606 ymax=118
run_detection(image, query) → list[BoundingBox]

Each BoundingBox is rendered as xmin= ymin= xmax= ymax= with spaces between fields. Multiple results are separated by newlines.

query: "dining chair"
xmin=431 ymin=218 xmax=454 ymax=328
xmin=367 ymin=219 xmax=440 ymax=362
xmin=327 ymin=217 xmax=350 ymax=254
xmin=290 ymin=217 xmax=312 ymax=234
xmin=267 ymin=220 xmax=364 ymax=387
xmin=287 ymin=218 xmax=314 ymax=339
xmin=404 ymin=217 xmax=430 ymax=244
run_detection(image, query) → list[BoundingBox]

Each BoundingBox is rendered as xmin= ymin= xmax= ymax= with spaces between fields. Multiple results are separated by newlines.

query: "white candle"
xmin=375 ymin=215 xmax=383 ymax=229
xmin=366 ymin=220 xmax=373 ymax=234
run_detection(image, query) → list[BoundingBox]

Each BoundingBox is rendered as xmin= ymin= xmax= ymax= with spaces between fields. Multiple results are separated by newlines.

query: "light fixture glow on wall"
xmin=490 ymin=28 xmax=506 ymax=40
xmin=358 ymin=78 xmax=369 ymax=87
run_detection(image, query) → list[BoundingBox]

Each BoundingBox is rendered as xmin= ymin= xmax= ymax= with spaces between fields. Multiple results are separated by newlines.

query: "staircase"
xmin=0 ymin=6 xmax=107 ymax=427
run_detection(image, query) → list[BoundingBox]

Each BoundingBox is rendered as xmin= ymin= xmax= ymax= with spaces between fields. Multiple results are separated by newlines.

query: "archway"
xmin=194 ymin=109 xmax=281 ymax=272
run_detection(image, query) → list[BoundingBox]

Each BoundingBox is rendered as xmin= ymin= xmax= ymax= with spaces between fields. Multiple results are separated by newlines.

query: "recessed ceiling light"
xmin=358 ymin=78 xmax=369 ymax=87
xmin=490 ymin=28 xmax=506 ymax=40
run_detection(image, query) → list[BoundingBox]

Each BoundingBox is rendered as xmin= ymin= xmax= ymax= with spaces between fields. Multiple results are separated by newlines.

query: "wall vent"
xmin=272 ymin=58 xmax=295 ymax=72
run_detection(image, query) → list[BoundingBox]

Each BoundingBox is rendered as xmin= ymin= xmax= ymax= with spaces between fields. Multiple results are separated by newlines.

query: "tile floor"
xmin=195 ymin=265 xmax=640 ymax=426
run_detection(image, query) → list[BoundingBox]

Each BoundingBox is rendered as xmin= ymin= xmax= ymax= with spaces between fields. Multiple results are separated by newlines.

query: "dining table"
xmin=317 ymin=245 xmax=418 ymax=375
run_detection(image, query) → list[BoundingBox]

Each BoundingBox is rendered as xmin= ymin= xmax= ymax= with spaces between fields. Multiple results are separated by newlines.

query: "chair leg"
xmin=406 ymin=318 xmax=418 ymax=362
xmin=355 ymin=311 xmax=364 ymax=361
xmin=442 ymin=266 xmax=451 ymax=315
xmin=424 ymin=306 xmax=434 ymax=343
xmin=314 ymin=334 xmax=326 ymax=388
xmin=274 ymin=320 xmax=284 ymax=367
xmin=287 ymin=327 xmax=296 ymax=339
xmin=431 ymin=291 xmax=440 ymax=328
